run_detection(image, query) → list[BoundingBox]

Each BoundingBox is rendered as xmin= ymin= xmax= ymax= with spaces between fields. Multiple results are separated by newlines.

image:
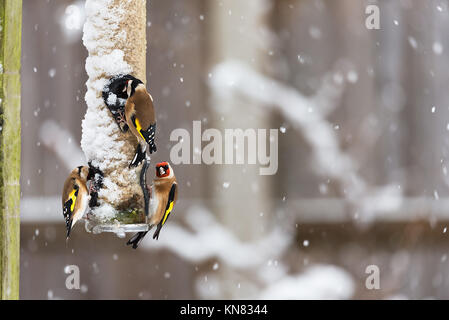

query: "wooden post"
xmin=0 ymin=0 xmax=22 ymax=300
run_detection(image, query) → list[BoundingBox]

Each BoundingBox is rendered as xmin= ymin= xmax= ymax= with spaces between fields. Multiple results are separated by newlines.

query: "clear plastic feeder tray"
xmin=84 ymin=209 xmax=149 ymax=238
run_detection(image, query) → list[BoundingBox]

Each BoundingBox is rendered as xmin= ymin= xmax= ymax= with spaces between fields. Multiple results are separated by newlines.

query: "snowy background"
xmin=19 ymin=0 xmax=449 ymax=299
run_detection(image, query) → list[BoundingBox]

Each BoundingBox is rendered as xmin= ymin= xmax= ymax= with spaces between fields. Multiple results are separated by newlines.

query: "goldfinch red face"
xmin=156 ymin=162 xmax=170 ymax=178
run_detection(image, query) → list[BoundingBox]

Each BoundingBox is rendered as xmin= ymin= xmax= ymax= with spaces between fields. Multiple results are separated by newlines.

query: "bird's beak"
xmin=159 ymin=167 xmax=165 ymax=175
xmin=123 ymin=80 xmax=129 ymax=92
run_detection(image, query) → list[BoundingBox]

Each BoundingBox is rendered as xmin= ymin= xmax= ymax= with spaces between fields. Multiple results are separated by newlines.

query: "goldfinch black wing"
xmin=130 ymin=115 xmax=157 ymax=153
xmin=62 ymin=185 xmax=79 ymax=236
xmin=153 ymin=183 xmax=177 ymax=240
xmin=133 ymin=93 xmax=157 ymax=153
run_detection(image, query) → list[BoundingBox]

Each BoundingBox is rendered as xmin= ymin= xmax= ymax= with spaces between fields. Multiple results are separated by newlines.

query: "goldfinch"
xmin=103 ymin=75 xmax=131 ymax=132
xmin=124 ymin=78 xmax=157 ymax=167
xmin=127 ymin=162 xmax=178 ymax=249
xmin=62 ymin=166 xmax=90 ymax=238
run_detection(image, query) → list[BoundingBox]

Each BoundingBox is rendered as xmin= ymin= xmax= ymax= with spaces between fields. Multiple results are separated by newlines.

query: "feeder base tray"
xmin=84 ymin=219 xmax=150 ymax=238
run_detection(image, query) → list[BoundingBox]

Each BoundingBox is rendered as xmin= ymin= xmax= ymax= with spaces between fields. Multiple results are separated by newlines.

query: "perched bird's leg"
xmin=140 ymin=153 xmax=151 ymax=221
xmin=116 ymin=110 xmax=128 ymax=131
xmin=88 ymin=182 xmax=96 ymax=195
xmin=116 ymin=110 xmax=125 ymax=123
xmin=86 ymin=164 xmax=104 ymax=209
xmin=127 ymin=161 xmax=177 ymax=249
xmin=126 ymin=230 xmax=150 ymax=249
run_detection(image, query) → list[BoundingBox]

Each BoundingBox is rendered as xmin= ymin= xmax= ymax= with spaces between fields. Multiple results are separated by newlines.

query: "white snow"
xmin=39 ymin=120 xmax=86 ymax=171
xmin=80 ymin=284 xmax=88 ymax=293
xmin=209 ymin=60 xmax=403 ymax=222
xmin=347 ymin=70 xmax=358 ymax=83
xmin=48 ymin=68 xmax=56 ymax=78
xmin=143 ymin=205 xmax=291 ymax=269
xmin=258 ymin=265 xmax=354 ymax=299
xmin=64 ymin=4 xmax=83 ymax=31
xmin=408 ymin=36 xmax=418 ymax=49
xmin=309 ymin=26 xmax=322 ymax=39
xmin=433 ymin=42 xmax=443 ymax=55
xmin=106 ymin=92 xmax=117 ymax=105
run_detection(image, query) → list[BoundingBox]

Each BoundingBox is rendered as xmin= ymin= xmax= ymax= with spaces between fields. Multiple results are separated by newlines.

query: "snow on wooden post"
xmin=0 ymin=0 xmax=22 ymax=300
xmin=81 ymin=0 xmax=147 ymax=228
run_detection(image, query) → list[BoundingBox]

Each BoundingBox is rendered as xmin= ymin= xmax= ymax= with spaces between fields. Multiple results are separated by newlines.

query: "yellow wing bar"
xmin=134 ymin=117 xmax=146 ymax=141
xmin=162 ymin=201 xmax=174 ymax=226
xmin=69 ymin=189 xmax=77 ymax=212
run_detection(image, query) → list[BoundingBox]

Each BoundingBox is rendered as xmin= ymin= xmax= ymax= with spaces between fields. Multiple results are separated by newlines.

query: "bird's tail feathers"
xmin=129 ymin=144 xmax=146 ymax=168
xmin=140 ymin=158 xmax=150 ymax=217
xmin=153 ymin=223 xmax=163 ymax=240
xmin=126 ymin=231 xmax=149 ymax=249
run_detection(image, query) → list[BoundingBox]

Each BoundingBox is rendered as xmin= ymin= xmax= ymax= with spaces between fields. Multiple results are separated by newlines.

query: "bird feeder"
xmin=80 ymin=0 xmax=149 ymax=237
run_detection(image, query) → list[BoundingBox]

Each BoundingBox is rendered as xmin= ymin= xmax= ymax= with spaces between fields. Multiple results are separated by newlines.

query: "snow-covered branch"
xmin=143 ymin=205 xmax=291 ymax=269
xmin=139 ymin=204 xmax=355 ymax=299
xmin=257 ymin=265 xmax=354 ymax=299
xmin=39 ymin=120 xmax=85 ymax=171
xmin=209 ymin=60 xmax=403 ymax=218
xmin=210 ymin=61 xmax=362 ymax=194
